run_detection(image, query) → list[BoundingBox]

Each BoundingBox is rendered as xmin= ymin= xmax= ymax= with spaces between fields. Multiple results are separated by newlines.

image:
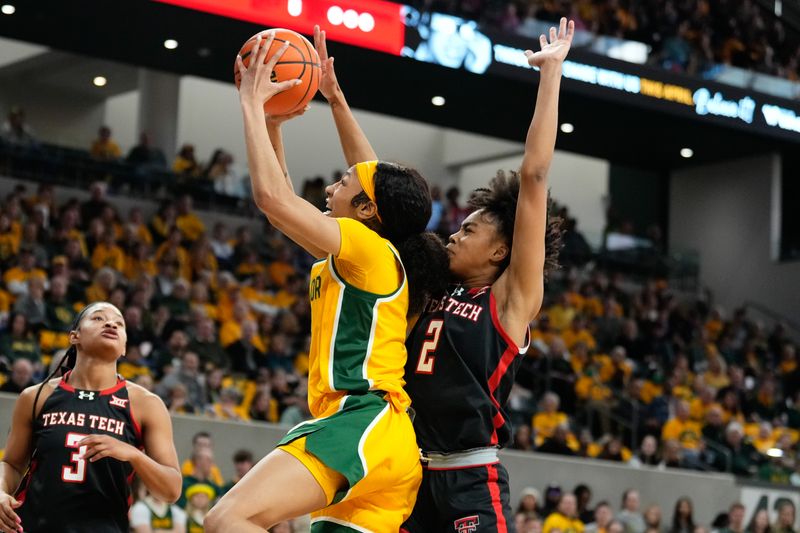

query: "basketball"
xmin=234 ymin=28 xmax=320 ymax=115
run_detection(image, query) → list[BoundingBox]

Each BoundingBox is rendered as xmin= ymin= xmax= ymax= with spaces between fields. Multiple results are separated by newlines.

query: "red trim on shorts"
xmin=486 ymin=464 xmax=508 ymax=532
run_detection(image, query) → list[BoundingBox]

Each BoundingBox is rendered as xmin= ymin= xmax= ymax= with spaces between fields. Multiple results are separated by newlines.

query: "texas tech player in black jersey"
xmin=0 ymin=302 xmax=182 ymax=533
xmin=401 ymin=18 xmax=574 ymax=531
xmin=406 ymin=285 xmax=528 ymax=452
xmin=403 ymin=285 xmax=528 ymax=531
xmin=16 ymin=373 xmax=142 ymax=533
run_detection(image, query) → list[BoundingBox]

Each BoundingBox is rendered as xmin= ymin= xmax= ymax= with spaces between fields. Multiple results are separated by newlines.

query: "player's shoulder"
xmin=19 ymin=378 xmax=60 ymax=416
xmin=126 ymin=381 xmax=168 ymax=413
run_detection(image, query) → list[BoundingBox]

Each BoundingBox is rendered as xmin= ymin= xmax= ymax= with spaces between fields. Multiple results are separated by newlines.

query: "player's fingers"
xmin=314 ymin=25 xmax=327 ymax=60
xmin=273 ymin=79 xmax=303 ymax=94
xmin=320 ymin=30 xmax=329 ymax=59
xmin=266 ymin=41 xmax=291 ymax=71
xmin=539 ymin=34 xmax=547 ymax=49
xmin=256 ymin=32 xmax=274 ymax=68
xmin=0 ymin=507 xmax=20 ymax=532
xmin=236 ymin=55 xmax=246 ymax=77
xmin=567 ymin=19 xmax=575 ymax=41
xmin=549 ymin=26 xmax=557 ymax=43
xmin=559 ymin=16 xmax=566 ymax=38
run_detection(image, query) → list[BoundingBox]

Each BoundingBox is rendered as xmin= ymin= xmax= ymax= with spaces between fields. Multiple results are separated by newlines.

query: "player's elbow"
xmin=520 ymin=165 xmax=548 ymax=184
xmin=159 ymin=472 xmax=183 ymax=504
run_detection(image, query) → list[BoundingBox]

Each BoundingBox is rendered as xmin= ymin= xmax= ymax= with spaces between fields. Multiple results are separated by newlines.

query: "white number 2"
xmin=62 ymin=432 xmax=89 ymax=483
xmin=415 ymin=319 xmax=443 ymax=374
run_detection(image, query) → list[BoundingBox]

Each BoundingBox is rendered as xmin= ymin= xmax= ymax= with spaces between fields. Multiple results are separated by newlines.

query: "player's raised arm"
xmin=493 ymin=18 xmax=573 ymax=331
xmin=237 ymin=31 xmax=342 ymax=257
xmin=314 ymin=25 xmax=378 ymax=166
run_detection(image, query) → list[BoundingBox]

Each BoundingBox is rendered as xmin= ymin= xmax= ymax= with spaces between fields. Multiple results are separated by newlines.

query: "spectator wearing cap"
xmin=617 ymin=490 xmax=646 ymax=533
xmin=517 ymin=487 xmax=542 ymax=519
xmin=185 ymin=482 xmax=215 ymax=531
xmin=544 ymin=493 xmax=585 ymax=533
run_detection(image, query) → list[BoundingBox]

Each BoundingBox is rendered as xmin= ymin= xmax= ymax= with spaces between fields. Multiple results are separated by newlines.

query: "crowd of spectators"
xmin=509 ymin=483 xmax=797 ymax=533
xmin=409 ymin=0 xmax=800 ymax=82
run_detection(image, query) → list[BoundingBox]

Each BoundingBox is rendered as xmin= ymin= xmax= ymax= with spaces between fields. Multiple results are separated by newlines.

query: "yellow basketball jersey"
xmin=306 ymin=218 xmax=411 ymax=417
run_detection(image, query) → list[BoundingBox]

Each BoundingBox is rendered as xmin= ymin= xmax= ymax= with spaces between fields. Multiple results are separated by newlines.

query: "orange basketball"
xmin=234 ymin=28 xmax=320 ymax=115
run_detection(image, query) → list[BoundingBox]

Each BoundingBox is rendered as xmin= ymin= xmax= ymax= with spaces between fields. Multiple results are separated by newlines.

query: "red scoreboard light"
xmin=155 ymin=0 xmax=406 ymax=55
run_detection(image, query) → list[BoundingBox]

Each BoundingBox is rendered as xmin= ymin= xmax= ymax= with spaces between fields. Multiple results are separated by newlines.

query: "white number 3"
xmin=62 ymin=432 xmax=89 ymax=483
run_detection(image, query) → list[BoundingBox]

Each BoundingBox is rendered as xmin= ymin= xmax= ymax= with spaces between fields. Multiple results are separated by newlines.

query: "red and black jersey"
xmin=404 ymin=285 xmax=529 ymax=453
xmin=16 ymin=373 xmax=143 ymax=533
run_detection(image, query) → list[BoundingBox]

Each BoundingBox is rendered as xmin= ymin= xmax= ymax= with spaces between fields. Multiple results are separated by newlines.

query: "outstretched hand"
xmin=313 ymin=25 xmax=340 ymax=101
xmin=236 ymin=31 xmax=302 ymax=107
xmin=525 ymin=17 xmax=574 ymax=69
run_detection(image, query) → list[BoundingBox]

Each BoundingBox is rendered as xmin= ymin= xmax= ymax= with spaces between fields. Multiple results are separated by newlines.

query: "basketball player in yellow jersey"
xmin=206 ymin=31 xmax=447 ymax=532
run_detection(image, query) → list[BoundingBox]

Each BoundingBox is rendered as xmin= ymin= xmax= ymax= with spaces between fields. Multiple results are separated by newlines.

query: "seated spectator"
xmin=0 ymin=313 xmax=41 ymax=367
xmin=585 ymin=501 xmax=613 ymax=533
xmin=175 ymin=195 xmax=205 ymax=242
xmin=13 ymin=277 xmax=47 ymax=329
xmin=207 ymin=150 xmax=245 ymax=198
xmin=517 ymin=486 xmax=541 ymax=519
xmin=127 ymin=132 xmax=166 ymax=169
xmin=746 ymin=509 xmax=771 ymax=533
xmin=533 ymin=392 xmax=570 ymax=444
xmin=184 ymin=482 xmax=214 ymax=531
xmin=81 ymin=181 xmax=112 ymax=227
xmin=513 ymin=424 xmax=535 ymax=452
xmin=90 ymin=126 xmax=121 ymax=160
xmin=617 ymin=489 xmax=646 ymax=533
xmin=661 ymin=400 xmax=703 ymax=465
xmin=773 ymin=502 xmax=796 ymax=533
xmin=1 ymin=106 xmax=37 ymax=146
xmin=222 ymin=449 xmax=255 ymax=494
xmin=4 ymin=246 xmax=47 ymax=296
xmin=629 ymin=435 xmax=660 ymax=468
xmin=172 ymin=144 xmax=200 ymax=176
xmin=180 ymin=432 xmax=225 ymax=487
xmin=91 ymin=228 xmax=125 ymax=272
xmin=716 ymin=422 xmax=762 ymax=476
xmin=0 ymin=358 xmax=35 ymax=393
xmin=130 ymin=479 xmax=187 ymax=533
xmin=643 ymin=505 xmax=662 ymax=533
xmin=537 ymin=424 xmax=576 ymax=456
xmin=543 ymin=493 xmax=584 ymax=533
xmin=117 ymin=344 xmax=151 ymax=382
xmin=227 ymin=320 xmax=267 ymax=377
xmin=155 ymin=351 xmax=206 ymax=411
xmin=179 ymin=446 xmax=222 ymax=508
xmin=249 ymin=387 xmax=279 ymax=423
xmin=669 ymin=497 xmax=696 ymax=533
xmin=211 ymin=386 xmax=250 ymax=421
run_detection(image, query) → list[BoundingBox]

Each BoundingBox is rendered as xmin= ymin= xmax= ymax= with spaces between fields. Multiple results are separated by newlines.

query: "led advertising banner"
xmin=156 ymin=0 xmax=800 ymax=140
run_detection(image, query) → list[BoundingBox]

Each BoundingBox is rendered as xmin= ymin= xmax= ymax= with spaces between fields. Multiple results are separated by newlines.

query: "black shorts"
xmin=401 ymin=462 xmax=515 ymax=533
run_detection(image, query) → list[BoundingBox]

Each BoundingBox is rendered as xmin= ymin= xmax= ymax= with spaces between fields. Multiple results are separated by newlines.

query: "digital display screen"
xmin=155 ymin=0 xmax=800 ymax=140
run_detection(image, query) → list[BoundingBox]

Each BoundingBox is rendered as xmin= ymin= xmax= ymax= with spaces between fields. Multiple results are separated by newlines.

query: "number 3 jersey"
xmin=16 ymin=374 xmax=143 ymax=533
xmin=404 ymin=285 xmax=530 ymax=453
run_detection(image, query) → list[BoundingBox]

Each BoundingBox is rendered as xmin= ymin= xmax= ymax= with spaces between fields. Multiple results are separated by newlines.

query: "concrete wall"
xmin=669 ymin=153 xmax=800 ymax=322
xmin=0 ymin=393 xmax=743 ymax=525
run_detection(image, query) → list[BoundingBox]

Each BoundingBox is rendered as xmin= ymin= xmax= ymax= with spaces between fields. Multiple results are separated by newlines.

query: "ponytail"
xmin=370 ymin=162 xmax=450 ymax=315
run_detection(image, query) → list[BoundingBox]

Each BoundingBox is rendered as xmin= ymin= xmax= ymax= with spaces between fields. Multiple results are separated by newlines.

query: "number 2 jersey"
xmin=404 ymin=285 xmax=530 ymax=453
xmin=16 ymin=374 xmax=143 ymax=533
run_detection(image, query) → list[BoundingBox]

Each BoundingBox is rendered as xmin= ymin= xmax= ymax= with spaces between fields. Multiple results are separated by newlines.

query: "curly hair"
xmin=351 ymin=162 xmax=449 ymax=314
xmin=468 ymin=169 xmax=562 ymax=279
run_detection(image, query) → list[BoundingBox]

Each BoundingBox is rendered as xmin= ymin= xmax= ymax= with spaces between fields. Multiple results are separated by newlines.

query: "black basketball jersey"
xmin=16 ymin=373 xmax=143 ymax=533
xmin=404 ymin=285 xmax=529 ymax=453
